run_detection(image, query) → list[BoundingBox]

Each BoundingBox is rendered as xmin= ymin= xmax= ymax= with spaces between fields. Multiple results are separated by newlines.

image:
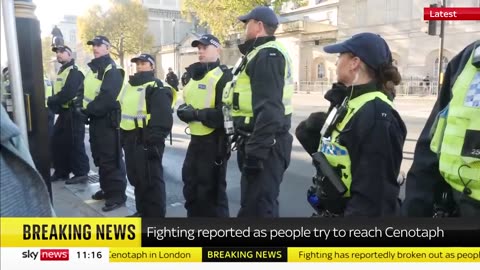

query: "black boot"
xmin=102 ymin=200 xmax=125 ymax=212
xmin=91 ymin=190 xmax=106 ymax=200
xmin=51 ymin=174 xmax=69 ymax=182
xmin=65 ymin=175 xmax=88 ymax=185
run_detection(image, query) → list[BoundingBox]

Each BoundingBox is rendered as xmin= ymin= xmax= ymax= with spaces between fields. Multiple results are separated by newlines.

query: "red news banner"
xmin=424 ymin=7 xmax=480 ymax=20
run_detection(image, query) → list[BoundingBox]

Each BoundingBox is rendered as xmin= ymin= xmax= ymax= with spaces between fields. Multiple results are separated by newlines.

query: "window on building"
xmin=69 ymin=30 xmax=76 ymax=44
xmin=317 ymin=63 xmax=325 ymax=79
xmin=433 ymin=56 xmax=448 ymax=79
xmin=326 ymin=11 xmax=334 ymax=24
xmin=385 ymin=0 xmax=398 ymax=23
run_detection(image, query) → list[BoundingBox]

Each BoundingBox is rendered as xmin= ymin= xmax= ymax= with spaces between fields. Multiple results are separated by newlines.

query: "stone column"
xmin=15 ymin=0 xmax=52 ymax=198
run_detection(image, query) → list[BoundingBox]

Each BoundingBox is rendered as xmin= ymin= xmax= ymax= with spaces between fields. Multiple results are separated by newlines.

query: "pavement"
xmin=51 ymin=93 xmax=437 ymax=217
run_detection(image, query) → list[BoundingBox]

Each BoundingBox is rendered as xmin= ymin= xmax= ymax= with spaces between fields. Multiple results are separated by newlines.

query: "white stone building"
xmin=156 ymin=0 xmax=480 ymax=93
xmin=337 ymin=0 xmax=480 ymax=88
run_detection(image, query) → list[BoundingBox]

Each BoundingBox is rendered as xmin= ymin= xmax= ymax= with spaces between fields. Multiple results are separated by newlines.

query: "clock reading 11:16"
xmin=77 ymin=251 xmax=103 ymax=259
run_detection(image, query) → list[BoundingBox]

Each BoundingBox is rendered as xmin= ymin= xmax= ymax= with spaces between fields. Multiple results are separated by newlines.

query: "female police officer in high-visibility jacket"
xmin=118 ymin=54 xmax=174 ymax=217
xmin=296 ymin=32 xmax=407 ymax=217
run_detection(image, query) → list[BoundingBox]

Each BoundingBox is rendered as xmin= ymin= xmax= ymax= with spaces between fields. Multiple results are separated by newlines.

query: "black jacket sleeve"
xmin=48 ymin=68 xmax=84 ymax=107
xmin=342 ymin=99 xmax=407 ymax=217
xmin=245 ymin=48 xmax=286 ymax=160
xmin=86 ymin=68 xmax=124 ymax=116
xmin=146 ymin=81 xmax=173 ymax=141
xmin=402 ymin=42 xmax=475 ymax=217
xmin=295 ymin=84 xmax=347 ymax=155
xmin=197 ymin=67 xmax=233 ymax=129
xmin=295 ymin=112 xmax=328 ymax=155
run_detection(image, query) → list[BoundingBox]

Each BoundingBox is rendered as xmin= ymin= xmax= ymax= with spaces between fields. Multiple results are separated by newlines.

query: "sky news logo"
xmin=22 ymin=249 xmax=69 ymax=261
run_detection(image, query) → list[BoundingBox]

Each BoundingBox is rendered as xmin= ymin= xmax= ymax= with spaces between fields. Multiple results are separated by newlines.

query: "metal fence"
xmin=296 ymin=78 xmax=440 ymax=96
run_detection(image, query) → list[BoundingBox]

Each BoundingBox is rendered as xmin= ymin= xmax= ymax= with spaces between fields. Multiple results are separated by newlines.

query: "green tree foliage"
xmin=181 ymin=0 xmax=307 ymax=41
xmin=77 ymin=0 xmax=153 ymax=64
xmin=41 ymin=36 xmax=55 ymax=79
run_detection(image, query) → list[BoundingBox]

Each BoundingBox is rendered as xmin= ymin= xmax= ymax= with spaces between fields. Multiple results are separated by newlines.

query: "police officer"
xmin=47 ymin=45 xmax=90 ymax=184
xmin=177 ymin=34 xmax=232 ymax=217
xmin=222 ymin=7 xmax=294 ymax=217
xmin=296 ymin=33 xmax=407 ymax=217
xmin=119 ymin=53 xmax=174 ymax=217
xmin=181 ymin=70 xmax=191 ymax=87
xmin=403 ymin=41 xmax=480 ymax=217
xmin=166 ymin=67 xmax=179 ymax=91
xmin=81 ymin=35 xmax=127 ymax=212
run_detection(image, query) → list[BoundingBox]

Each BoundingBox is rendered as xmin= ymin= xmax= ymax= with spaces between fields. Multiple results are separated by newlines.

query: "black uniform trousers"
xmin=51 ymin=108 xmax=89 ymax=177
xmin=89 ymin=115 xmax=127 ymax=204
xmin=237 ymin=132 xmax=293 ymax=217
xmin=48 ymin=108 xmax=55 ymax=139
xmin=122 ymin=129 xmax=166 ymax=217
xmin=182 ymin=132 xmax=229 ymax=217
xmin=48 ymin=108 xmax=55 ymax=170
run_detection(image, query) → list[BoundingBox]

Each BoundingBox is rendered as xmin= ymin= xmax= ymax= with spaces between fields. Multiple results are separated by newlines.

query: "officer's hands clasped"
xmin=75 ymin=107 xmax=89 ymax=124
xmin=177 ymin=103 xmax=198 ymax=123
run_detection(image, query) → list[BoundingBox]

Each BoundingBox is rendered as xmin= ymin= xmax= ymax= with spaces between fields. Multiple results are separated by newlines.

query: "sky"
xmin=33 ymin=0 xmax=111 ymax=36
xmin=1 ymin=0 xmax=111 ymax=66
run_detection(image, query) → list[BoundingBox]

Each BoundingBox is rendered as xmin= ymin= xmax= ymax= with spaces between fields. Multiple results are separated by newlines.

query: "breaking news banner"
xmin=0 ymin=218 xmax=479 ymax=270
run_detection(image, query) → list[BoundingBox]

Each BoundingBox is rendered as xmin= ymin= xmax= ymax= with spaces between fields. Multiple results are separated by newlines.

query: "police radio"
xmin=222 ymin=56 xmax=248 ymax=135
xmin=320 ymin=97 xmax=349 ymax=138
xmin=308 ymin=96 xmax=350 ymax=217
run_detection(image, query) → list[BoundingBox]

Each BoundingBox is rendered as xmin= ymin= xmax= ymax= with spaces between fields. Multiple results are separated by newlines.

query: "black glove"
xmin=295 ymin=112 xmax=328 ymax=155
xmin=176 ymin=103 xmax=198 ymax=123
xmin=242 ymin=156 xmax=264 ymax=176
xmin=47 ymin=96 xmax=61 ymax=114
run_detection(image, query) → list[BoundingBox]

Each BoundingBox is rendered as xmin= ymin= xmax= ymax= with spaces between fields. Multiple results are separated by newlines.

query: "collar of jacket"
xmin=58 ymin=59 xmax=75 ymax=74
xmin=186 ymin=59 xmax=220 ymax=80
xmin=238 ymin=36 xmax=276 ymax=55
xmin=87 ymin=54 xmax=114 ymax=74
xmin=347 ymin=81 xmax=388 ymax=100
xmin=129 ymin=71 xmax=155 ymax=86
xmin=324 ymin=82 xmax=348 ymax=106
xmin=0 ymin=106 xmax=19 ymax=144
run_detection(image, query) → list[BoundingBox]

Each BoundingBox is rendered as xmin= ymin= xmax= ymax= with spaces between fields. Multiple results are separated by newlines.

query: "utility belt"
xmin=87 ymin=109 xmax=121 ymax=133
xmin=231 ymin=129 xmax=289 ymax=154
